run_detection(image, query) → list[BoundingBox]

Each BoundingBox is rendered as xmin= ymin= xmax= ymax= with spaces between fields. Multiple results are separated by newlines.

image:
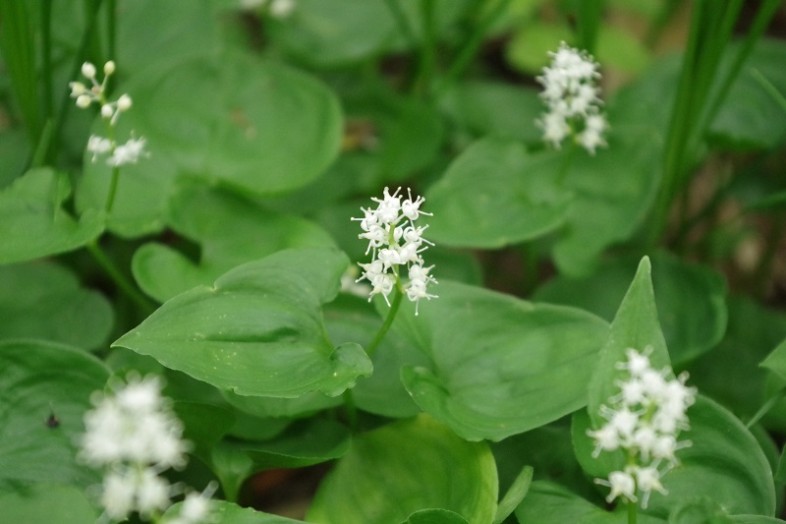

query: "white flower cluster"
xmin=69 ymin=61 xmax=148 ymax=167
xmin=353 ymin=187 xmax=437 ymax=315
xmin=588 ymin=347 xmax=696 ymax=508
xmin=239 ymin=0 xmax=296 ymax=17
xmin=537 ymin=42 xmax=607 ymax=155
xmin=80 ymin=376 xmax=213 ymax=523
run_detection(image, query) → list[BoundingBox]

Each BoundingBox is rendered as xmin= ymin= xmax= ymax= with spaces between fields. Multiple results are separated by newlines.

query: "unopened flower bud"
xmin=103 ymin=60 xmax=116 ymax=76
xmin=76 ymin=94 xmax=92 ymax=108
xmin=117 ymin=94 xmax=132 ymax=112
xmin=101 ymin=104 xmax=113 ymax=119
xmin=81 ymin=62 xmax=97 ymax=79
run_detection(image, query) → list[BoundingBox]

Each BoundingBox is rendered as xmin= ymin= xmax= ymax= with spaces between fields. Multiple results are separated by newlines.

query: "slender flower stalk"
xmin=588 ymin=347 xmax=696 ymax=513
xmin=536 ymin=42 xmax=608 ymax=155
xmin=80 ymin=375 xmax=214 ymax=524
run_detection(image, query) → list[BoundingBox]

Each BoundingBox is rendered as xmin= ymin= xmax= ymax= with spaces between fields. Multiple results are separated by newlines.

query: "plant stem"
xmin=104 ymin=166 xmax=121 ymax=213
xmin=342 ymin=389 xmax=358 ymax=431
xmin=747 ymin=389 xmax=786 ymax=429
xmin=366 ymin=285 xmax=403 ymax=357
xmin=87 ymin=240 xmax=156 ymax=314
xmin=41 ymin=0 xmax=54 ymax=120
xmin=627 ymin=500 xmax=638 ymax=524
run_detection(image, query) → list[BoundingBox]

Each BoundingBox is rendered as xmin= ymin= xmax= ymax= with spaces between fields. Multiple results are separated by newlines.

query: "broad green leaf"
xmin=166 ymin=499 xmax=308 ymax=523
xmin=731 ymin=517 xmax=786 ymax=523
xmin=438 ymin=81 xmax=543 ymax=143
xmin=239 ymin=417 xmax=350 ymax=470
xmin=114 ymin=248 xmax=372 ymax=398
xmin=587 ymin=256 xmax=670 ymax=426
xmin=0 ymin=129 xmax=29 ymax=187
xmin=573 ymin=396 xmax=776 ymax=519
xmin=505 ymin=22 xmax=573 ymax=74
xmin=710 ymin=39 xmax=786 ymax=150
xmin=534 ymin=252 xmax=727 ymax=366
xmin=0 ymin=261 xmax=113 ymax=350
xmin=426 ymin=138 xmax=573 ymax=248
xmin=400 ymin=509 xmax=469 ymax=524
xmin=0 ymin=484 xmax=98 ymax=524
xmin=689 ymin=297 xmax=786 ymax=421
xmin=211 ymin=443 xmax=255 ymax=504
xmin=394 ymin=280 xmax=608 ymax=441
xmin=595 ymin=26 xmax=651 ymax=75
xmin=514 ymin=481 xmax=666 ymax=524
xmin=0 ymin=168 xmax=103 ymax=264
xmin=0 ymin=339 xmax=110 ymax=489
xmin=308 ymin=416 xmax=498 ymax=524
xmin=668 ymin=499 xmax=734 ymax=524
xmin=132 ymin=181 xmax=335 ymax=302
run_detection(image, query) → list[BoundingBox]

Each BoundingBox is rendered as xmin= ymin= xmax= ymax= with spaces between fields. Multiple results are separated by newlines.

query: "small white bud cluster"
xmin=80 ymin=375 xmax=213 ymax=523
xmin=536 ymin=43 xmax=608 ymax=155
xmin=353 ymin=187 xmax=437 ymax=315
xmin=69 ymin=60 xmax=148 ymax=167
xmin=588 ymin=347 xmax=696 ymax=508
xmin=239 ymin=0 xmax=296 ymax=17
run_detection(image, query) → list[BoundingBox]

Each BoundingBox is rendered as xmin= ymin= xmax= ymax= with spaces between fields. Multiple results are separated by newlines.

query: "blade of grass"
xmin=0 ymin=0 xmax=41 ymax=145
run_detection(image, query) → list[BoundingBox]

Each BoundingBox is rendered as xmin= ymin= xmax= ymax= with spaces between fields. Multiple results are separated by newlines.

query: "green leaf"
xmin=166 ymin=499 xmax=308 ymax=523
xmin=710 ymin=39 xmax=786 ymax=150
xmin=268 ymin=0 xmax=472 ymax=67
xmin=493 ymin=466 xmax=533 ymax=524
xmin=667 ymin=499 xmax=734 ymax=524
xmin=0 ymin=484 xmax=98 ymax=524
xmin=438 ymin=81 xmax=543 ymax=143
xmin=534 ymin=252 xmax=728 ymax=366
xmin=210 ymin=443 xmax=255 ymax=504
xmin=0 ymin=261 xmax=113 ymax=350
xmin=0 ymin=339 xmax=110 ymax=489
xmin=240 ymin=417 xmax=350 ymax=470
xmin=400 ymin=509 xmax=469 ymax=524
xmin=307 ymin=415 xmax=498 ymax=524
xmin=175 ymin=401 xmax=235 ymax=466
xmin=425 ymin=138 xmax=573 ymax=248
xmin=394 ymin=280 xmax=608 ymax=441
xmin=505 ymin=22 xmax=573 ymax=74
xmin=573 ymin=396 xmax=776 ymax=518
xmin=114 ymin=248 xmax=372 ymax=398
xmin=689 ymin=297 xmax=786 ymax=421
xmin=132 ymin=181 xmax=335 ymax=302
xmin=224 ymin=389 xmax=340 ymax=419
xmin=514 ymin=481 xmax=666 ymax=524
xmin=325 ymin=295 xmax=428 ymax=418
xmin=0 ymin=168 xmax=103 ymax=264
xmin=587 ymin=256 xmax=670 ymax=426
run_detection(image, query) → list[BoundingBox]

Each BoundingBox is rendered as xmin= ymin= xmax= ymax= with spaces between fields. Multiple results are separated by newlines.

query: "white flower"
xmin=269 ymin=0 xmax=295 ymax=17
xmin=81 ymin=61 xmax=97 ymax=80
xmin=102 ymin=470 xmax=136 ymax=520
xmin=108 ymin=137 xmax=148 ymax=166
xmin=588 ymin=347 xmax=696 ymax=508
xmin=536 ymin=42 xmax=608 ymax=154
xmin=353 ymin=187 xmax=437 ymax=313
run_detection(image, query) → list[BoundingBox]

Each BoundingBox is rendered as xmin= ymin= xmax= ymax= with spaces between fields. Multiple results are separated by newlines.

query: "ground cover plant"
xmin=2 ymin=0 xmax=786 ymax=523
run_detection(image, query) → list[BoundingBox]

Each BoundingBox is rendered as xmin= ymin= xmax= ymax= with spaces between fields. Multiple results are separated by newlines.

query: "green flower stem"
xmin=576 ymin=0 xmax=603 ymax=54
xmin=107 ymin=0 xmax=117 ymax=66
xmin=342 ymin=389 xmax=358 ymax=431
xmin=365 ymin=283 xmax=404 ymax=358
xmin=87 ymin=240 xmax=156 ymax=314
xmin=104 ymin=165 xmax=121 ymax=213
xmin=627 ymin=500 xmax=637 ymax=524
xmin=556 ymin=141 xmax=577 ymax=186
xmin=41 ymin=0 xmax=54 ymax=119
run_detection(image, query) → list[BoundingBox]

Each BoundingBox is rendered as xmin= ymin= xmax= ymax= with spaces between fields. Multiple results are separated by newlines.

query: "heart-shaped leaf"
xmin=393 ymin=280 xmax=608 ymax=441
xmin=114 ymin=248 xmax=372 ymax=398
